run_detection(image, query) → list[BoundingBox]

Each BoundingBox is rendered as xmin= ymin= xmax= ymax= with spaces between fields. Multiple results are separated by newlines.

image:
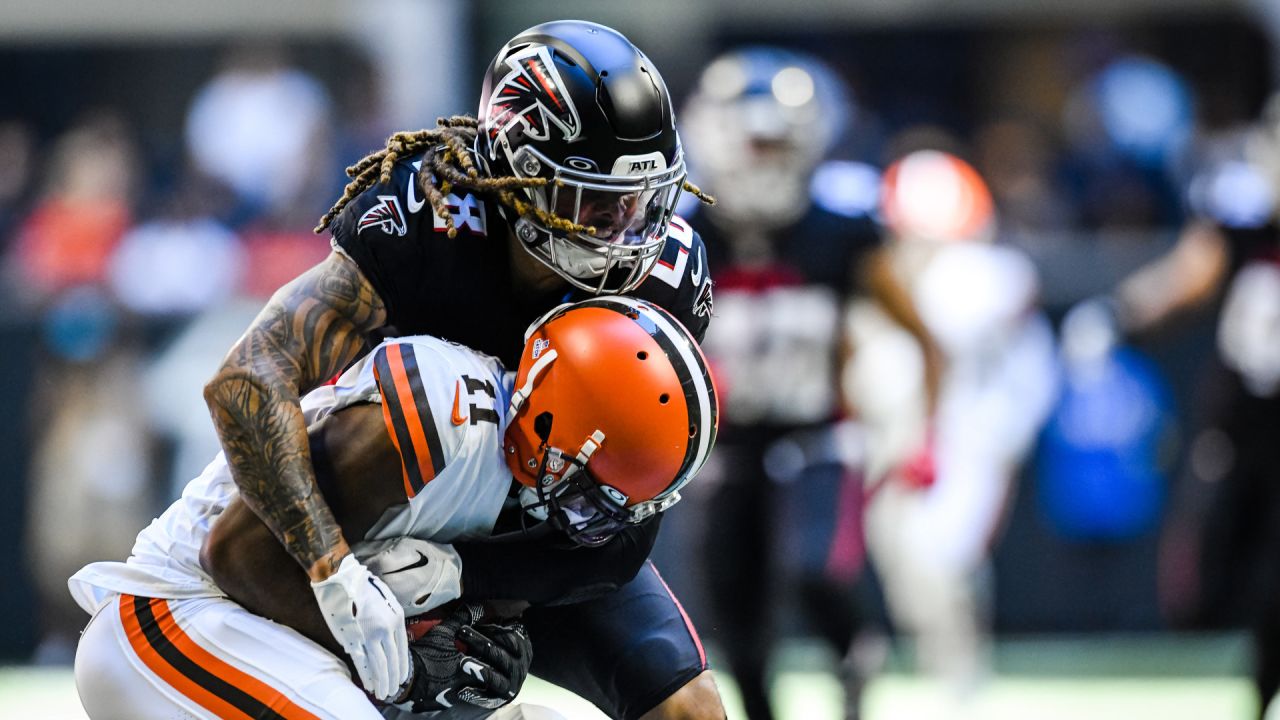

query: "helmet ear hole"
xmin=637 ymin=351 xmax=648 ymax=360
xmin=659 ymin=393 xmax=670 ymax=404
xmin=534 ymin=412 xmax=555 ymax=444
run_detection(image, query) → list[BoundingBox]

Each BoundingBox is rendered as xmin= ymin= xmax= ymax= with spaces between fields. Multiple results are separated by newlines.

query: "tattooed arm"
xmin=203 ymin=251 xmax=415 ymax=700
xmin=202 ymin=250 xmax=386 ymax=581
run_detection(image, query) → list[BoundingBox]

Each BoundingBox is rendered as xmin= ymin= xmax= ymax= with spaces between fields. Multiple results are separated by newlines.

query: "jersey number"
xmin=460 ymin=375 xmax=500 ymax=425
xmin=648 ymin=216 xmax=695 ymax=289
xmin=433 ymin=193 xmax=488 ymax=236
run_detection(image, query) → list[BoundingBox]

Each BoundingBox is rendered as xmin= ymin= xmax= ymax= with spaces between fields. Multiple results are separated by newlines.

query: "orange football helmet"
xmin=880 ymin=149 xmax=995 ymax=244
xmin=504 ymin=296 xmax=718 ymax=546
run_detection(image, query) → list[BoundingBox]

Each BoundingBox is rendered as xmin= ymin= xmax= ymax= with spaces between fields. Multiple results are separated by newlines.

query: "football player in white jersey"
xmin=69 ymin=297 xmax=719 ymax=720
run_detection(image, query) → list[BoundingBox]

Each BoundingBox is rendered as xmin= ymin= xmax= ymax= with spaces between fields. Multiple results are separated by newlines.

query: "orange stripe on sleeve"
xmin=378 ymin=394 xmax=416 ymax=498
xmin=385 ymin=344 xmax=439 ymax=489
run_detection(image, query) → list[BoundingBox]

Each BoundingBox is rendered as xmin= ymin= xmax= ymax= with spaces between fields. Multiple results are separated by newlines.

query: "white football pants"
xmin=74 ymin=593 xmax=383 ymax=720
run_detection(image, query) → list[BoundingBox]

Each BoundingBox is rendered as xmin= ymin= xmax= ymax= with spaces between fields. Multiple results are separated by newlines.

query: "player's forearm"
xmin=202 ymin=405 xmax=405 ymax=656
xmin=456 ymin=515 xmax=660 ymax=604
xmin=201 ymin=495 xmax=342 ymax=654
xmin=205 ymin=367 xmax=350 ymax=581
xmin=204 ymin=253 xmax=387 ymax=581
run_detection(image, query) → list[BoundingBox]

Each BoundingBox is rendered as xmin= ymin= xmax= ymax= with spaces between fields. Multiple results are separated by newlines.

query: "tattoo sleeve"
xmin=203 ymin=251 xmax=387 ymax=581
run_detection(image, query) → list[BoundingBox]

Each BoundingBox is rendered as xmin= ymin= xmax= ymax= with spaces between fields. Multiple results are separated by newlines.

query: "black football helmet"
xmin=476 ymin=20 xmax=686 ymax=294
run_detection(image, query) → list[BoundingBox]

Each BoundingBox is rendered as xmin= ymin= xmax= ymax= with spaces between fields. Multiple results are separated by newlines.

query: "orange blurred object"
xmin=13 ymin=198 xmax=131 ymax=294
xmin=881 ymin=150 xmax=995 ymax=243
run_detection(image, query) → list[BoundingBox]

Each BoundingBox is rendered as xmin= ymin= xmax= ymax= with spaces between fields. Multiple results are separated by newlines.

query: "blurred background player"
xmin=1058 ymin=90 xmax=1280 ymax=718
xmin=843 ymin=147 xmax=1059 ymax=705
xmin=672 ymin=47 xmax=933 ymax=720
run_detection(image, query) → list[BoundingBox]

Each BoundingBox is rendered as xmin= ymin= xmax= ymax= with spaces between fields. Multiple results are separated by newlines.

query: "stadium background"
xmin=0 ymin=0 xmax=1274 ymax=717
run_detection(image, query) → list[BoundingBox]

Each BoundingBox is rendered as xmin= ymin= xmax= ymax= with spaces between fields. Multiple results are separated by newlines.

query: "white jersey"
xmin=69 ymin=336 xmax=513 ymax=614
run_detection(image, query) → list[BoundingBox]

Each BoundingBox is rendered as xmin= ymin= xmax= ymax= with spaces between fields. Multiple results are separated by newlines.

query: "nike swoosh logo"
xmin=462 ymin=659 xmax=486 ymax=681
xmin=383 ymin=550 xmax=430 ymax=575
xmin=451 ymin=381 xmax=467 ymax=426
xmin=406 ymin=171 xmax=425 ymax=213
xmin=435 ymin=689 xmax=454 ymax=708
xmin=690 ymin=246 xmax=704 ymax=285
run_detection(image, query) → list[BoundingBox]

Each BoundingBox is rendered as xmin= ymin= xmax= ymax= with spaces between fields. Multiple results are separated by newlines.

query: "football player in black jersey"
xmin=676 ymin=48 xmax=939 ymax=720
xmin=202 ymin=20 xmax=721 ymax=720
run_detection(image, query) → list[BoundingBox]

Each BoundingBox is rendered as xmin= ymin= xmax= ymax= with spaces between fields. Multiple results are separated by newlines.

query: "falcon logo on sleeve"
xmin=373 ymin=343 xmax=447 ymax=498
xmin=693 ymin=277 xmax=714 ymax=318
xmin=358 ymin=195 xmax=408 ymax=237
xmin=486 ymin=45 xmax=581 ymax=144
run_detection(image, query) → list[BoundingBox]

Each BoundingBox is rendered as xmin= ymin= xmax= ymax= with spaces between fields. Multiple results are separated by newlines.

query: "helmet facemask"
xmin=504 ymin=143 xmax=686 ymax=294
xmin=512 ymin=417 xmax=681 ymax=547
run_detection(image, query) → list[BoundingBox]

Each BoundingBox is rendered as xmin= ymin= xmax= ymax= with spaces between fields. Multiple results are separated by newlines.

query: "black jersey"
xmin=691 ymin=204 xmax=878 ymax=428
xmin=327 ymin=151 xmax=712 ymax=607
xmin=329 ymin=152 xmax=713 ymax=367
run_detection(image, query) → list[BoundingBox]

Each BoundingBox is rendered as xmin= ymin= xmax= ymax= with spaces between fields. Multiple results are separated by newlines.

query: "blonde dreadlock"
xmin=315 ymin=115 xmax=714 ymax=239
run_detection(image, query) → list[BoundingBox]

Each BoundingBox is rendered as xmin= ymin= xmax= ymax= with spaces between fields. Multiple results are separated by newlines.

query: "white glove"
xmin=352 ymin=536 xmax=464 ymax=618
xmin=311 ymin=553 xmax=410 ymax=701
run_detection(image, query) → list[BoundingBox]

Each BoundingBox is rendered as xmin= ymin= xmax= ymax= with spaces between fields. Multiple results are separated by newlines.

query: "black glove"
xmin=398 ymin=603 xmax=533 ymax=713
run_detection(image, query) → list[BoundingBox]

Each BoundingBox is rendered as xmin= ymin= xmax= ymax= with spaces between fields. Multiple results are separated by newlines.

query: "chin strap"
xmin=505 ymin=349 xmax=558 ymax=426
xmin=575 ymin=430 xmax=606 ymax=465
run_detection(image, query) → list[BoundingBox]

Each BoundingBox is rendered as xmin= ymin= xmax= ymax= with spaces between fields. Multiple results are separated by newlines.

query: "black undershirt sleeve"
xmin=454 ymin=514 xmax=662 ymax=606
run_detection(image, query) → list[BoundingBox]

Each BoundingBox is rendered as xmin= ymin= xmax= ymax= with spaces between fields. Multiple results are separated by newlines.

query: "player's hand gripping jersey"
xmin=69 ymin=335 xmax=514 ymax=614
xmin=329 ymin=153 xmax=714 ymax=365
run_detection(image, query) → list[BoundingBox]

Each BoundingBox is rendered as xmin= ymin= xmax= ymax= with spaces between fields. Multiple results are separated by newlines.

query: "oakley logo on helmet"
xmin=358 ymin=195 xmax=408 ymax=237
xmin=600 ymin=485 xmax=629 ymax=507
xmin=487 ymin=45 xmax=582 ymax=146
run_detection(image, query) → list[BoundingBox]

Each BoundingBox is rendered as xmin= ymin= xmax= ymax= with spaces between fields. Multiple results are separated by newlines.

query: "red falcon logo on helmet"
xmin=487 ymin=46 xmax=582 ymax=145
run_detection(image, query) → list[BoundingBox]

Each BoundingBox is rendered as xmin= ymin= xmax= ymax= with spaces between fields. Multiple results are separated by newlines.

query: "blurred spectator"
xmin=974 ymin=116 xmax=1077 ymax=235
xmin=9 ymin=114 xmax=155 ymax=663
xmin=1037 ymin=302 xmax=1175 ymax=542
xmin=108 ymin=178 xmax=245 ymax=318
xmin=107 ymin=174 xmax=250 ymax=496
xmin=0 ymin=120 xmax=36 ymax=256
xmin=184 ymin=44 xmax=334 ymax=224
xmin=5 ymin=112 xmax=136 ymax=305
xmin=1061 ymin=54 xmax=1194 ymax=231
xmin=842 ymin=148 xmax=1058 ymax=705
xmin=677 ymin=47 xmax=890 ymax=720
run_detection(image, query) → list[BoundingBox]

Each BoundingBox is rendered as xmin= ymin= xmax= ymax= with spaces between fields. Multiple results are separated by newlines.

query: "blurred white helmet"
xmin=681 ymin=47 xmax=852 ymax=229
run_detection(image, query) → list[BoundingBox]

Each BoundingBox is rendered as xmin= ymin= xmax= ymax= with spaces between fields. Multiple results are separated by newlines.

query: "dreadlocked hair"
xmin=315 ymin=114 xmax=715 ymax=239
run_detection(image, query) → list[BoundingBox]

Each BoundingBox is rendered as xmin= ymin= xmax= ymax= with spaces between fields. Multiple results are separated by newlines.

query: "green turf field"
xmin=0 ymin=634 xmax=1259 ymax=719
